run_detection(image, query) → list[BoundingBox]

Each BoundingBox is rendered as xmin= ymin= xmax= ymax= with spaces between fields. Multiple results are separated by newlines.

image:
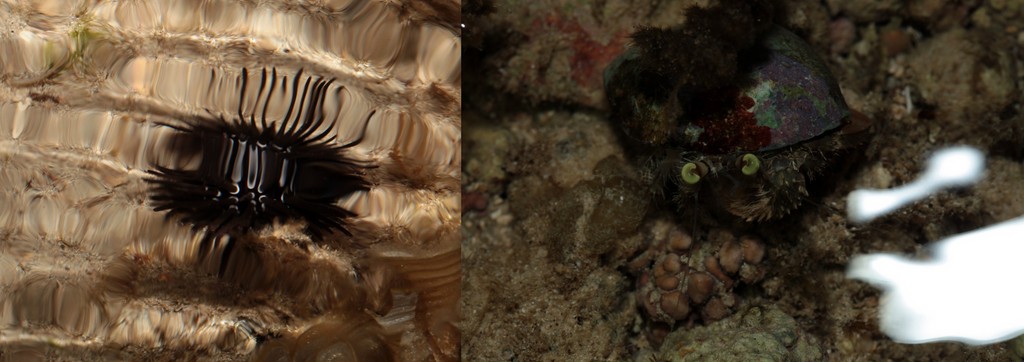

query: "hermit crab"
xmin=605 ymin=25 xmax=869 ymax=221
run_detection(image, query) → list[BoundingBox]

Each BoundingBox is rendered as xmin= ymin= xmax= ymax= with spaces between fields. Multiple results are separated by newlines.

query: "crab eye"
xmin=681 ymin=162 xmax=708 ymax=185
xmin=739 ymin=153 xmax=761 ymax=175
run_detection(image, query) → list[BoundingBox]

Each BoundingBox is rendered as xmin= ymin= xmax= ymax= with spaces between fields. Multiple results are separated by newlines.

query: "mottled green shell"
xmin=605 ymin=26 xmax=850 ymax=154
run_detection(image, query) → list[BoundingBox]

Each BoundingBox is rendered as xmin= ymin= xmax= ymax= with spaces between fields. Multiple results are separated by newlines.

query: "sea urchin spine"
xmin=146 ymin=68 xmax=371 ymax=239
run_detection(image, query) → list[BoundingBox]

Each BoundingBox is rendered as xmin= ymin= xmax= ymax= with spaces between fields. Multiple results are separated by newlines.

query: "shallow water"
xmin=0 ymin=0 xmax=461 ymax=360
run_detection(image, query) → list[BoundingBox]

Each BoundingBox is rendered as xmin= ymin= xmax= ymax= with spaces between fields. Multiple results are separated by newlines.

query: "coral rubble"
xmin=0 ymin=0 xmax=460 ymax=360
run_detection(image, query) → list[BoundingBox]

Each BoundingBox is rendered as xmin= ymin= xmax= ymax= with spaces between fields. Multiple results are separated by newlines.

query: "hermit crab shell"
xmin=605 ymin=26 xmax=850 ymax=153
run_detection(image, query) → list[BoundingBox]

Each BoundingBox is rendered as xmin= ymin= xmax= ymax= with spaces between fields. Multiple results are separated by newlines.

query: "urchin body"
xmin=147 ymin=69 xmax=369 ymax=239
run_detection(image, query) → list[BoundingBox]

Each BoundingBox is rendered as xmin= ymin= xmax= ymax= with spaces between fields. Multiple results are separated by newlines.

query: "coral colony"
xmin=846 ymin=147 xmax=1024 ymax=345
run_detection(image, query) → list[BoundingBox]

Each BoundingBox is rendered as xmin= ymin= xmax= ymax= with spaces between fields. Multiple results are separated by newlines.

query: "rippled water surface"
xmin=0 ymin=0 xmax=460 ymax=360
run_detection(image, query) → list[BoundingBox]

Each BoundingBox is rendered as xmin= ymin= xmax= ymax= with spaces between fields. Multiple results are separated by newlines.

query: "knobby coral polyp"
xmin=146 ymin=68 xmax=372 ymax=240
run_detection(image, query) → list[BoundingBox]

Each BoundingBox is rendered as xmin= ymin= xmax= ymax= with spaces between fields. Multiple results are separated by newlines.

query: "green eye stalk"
xmin=740 ymin=153 xmax=761 ymax=175
xmin=681 ymin=162 xmax=708 ymax=184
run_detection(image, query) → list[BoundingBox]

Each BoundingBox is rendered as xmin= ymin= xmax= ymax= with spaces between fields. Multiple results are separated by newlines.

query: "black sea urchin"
xmin=146 ymin=68 xmax=371 ymax=239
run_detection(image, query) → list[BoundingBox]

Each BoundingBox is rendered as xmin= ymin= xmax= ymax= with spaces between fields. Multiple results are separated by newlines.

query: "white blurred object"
xmin=848 ymin=216 xmax=1024 ymax=344
xmin=846 ymin=146 xmax=1024 ymax=345
xmin=847 ymin=146 xmax=984 ymax=223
